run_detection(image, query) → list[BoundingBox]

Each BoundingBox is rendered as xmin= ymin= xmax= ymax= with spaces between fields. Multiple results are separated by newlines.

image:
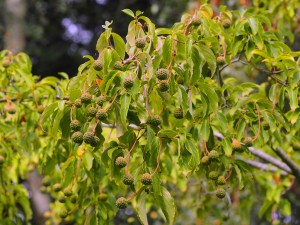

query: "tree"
xmin=0 ymin=2 xmax=300 ymax=225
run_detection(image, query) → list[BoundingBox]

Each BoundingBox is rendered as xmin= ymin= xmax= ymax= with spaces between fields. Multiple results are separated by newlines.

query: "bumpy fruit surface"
xmin=147 ymin=115 xmax=161 ymax=126
xmin=74 ymin=99 xmax=82 ymax=108
xmin=201 ymin=156 xmax=210 ymax=165
xmin=232 ymin=139 xmax=242 ymax=151
xmin=59 ymin=209 xmax=68 ymax=218
xmin=40 ymin=186 xmax=47 ymax=193
xmin=70 ymin=195 xmax=77 ymax=204
xmin=72 ymin=131 xmax=83 ymax=144
xmin=123 ymin=78 xmax=134 ymax=89
xmin=159 ymin=81 xmax=169 ymax=92
xmin=176 ymin=76 xmax=184 ymax=84
xmin=83 ymin=132 xmax=94 ymax=144
xmin=70 ymin=120 xmax=81 ymax=131
xmin=156 ymin=68 xmax=169 ymax=80
xmin=93 ymin=59 xmax=103 ymax=71
xmin=135 ymin=37 xmax=147 ymax=49
xmin=123 ymin=174 xmax=134 ymax=185
xmin=53 ymin=183 xmax=62 ymax=192
xmin=63 ymin=187 xmax=73 ymax=197
xmin=262 ymin=121 xmax=270 ymax=130
xmin=58 ymin=194 xmax=66 ymax=203
xmin=37 ymin=105 xmax=45 ymax=114
xmin=174 ymin=108 xmax=184 ymax=119
xmin=5 ymin=104 xmax=16 ymax=114
xmin=222 ymin=19 xmax=231 ymax=28
xmin=98 ymin=193 xmax=108 ymax=201
xmin=141 ymin=173 xmax=152 ymax=185
xmin=2 ymin=58 xmax=10 ymax=68
xmin=96 ymin=109 xmax=108 ymax=120
xmin=208 ymin=150 xmax=219 ymax=159
xmin=42 ymin=176 xmax=51 ymax=187
xmin=208 ymin=171 xmax=218 ymax=180
xmin=96 ymin=96 xmax=109 ymax=106
xmin=115 ymin=156 xmax=127 ymax=168
xmin=0 ymin=156 xmax=5 ymax=165
xmin=244 ymin=137 xmax=253 ymax=147
xmin=217 ymin=56 xmax=226 ymax=66
xmin=217 ymin=176 xmax=226 ymax=185
xmin=80 ymin=93 xmax=92 ymax=104
xmin=216 ymin=187 xmax=226 ymax=198
xmin=116 ymin=197 xmax=128 ymax=209
xmin=191 ymin=17 xmax=202 ymax=26
xmin=90 ymin=136 xmax=100 ymax=147
xmin=114 ymin=61 xmax=124 ymax=71
xmin=292 ymin=142 xmax=300 ymax=151
xmin=87 ymin=106 xmax=97 ymax=117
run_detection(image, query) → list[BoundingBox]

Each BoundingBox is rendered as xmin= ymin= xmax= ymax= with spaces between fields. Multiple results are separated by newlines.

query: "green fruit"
xmin=53 ymin=183 xmax=62 ymax=192
xmin=96 ymin=109 xmax=108 ymax=120
xmin=141 ymin=173 xmax=152 ymax=185
xmin=5 ymin=104 xmax=16 ymax=114
xmin=90 ymin=136 xmax=100 ymax=147
xmin=37 ymin=105 xmax=45 ymax=114
xmin=98 ymin=193 xmax=108 ymax=201
xmin=232 ymin=139 xmax=243 ymax=152
xmin=262 ymin=121 xmax=270 ymax=130
xmin=124 ymin=78 xmax=134 ymax=89
xmin=147 ymin=115 xmax=161 ymax=126
xmin=87 ymin=106 xmax=97 ymax=117
xmin=156 ymin=68 xmax=169 ymax=80
xmin=83 ymin=131 xmax=94 ymax=144
xmin=176 ymin=76 xmax=184 ymax=84
xmin=174 ymin=108 xmax=184 ymax=119
xmin=116 ymin=197 xmax=128 ymax=209
xmin=208 ymin=171 xmax=218 ymax=180
xmin=217 ymin=56 xmax=226 ymax=66
xmin=74 ymin=99 xmax=82 ymax=108
xmin=292 ymin=142 xmax=300 ymax=151
xmin=222 ymin=19 xmax=232 ymax=28
xmin=135 ymin=37 xmax=147 ymax=49
xmin=40 ymin=186 xmax=47 ymax=193
xmin=217 ymin=176 xmax=226 ymax=185
xmin=244 ymin=137 xmax=253 ymax=147
xmin=145 ymin=187 xmax=151 ymax=194
xmin=2 ymin=58 xmax=10 ymax=68
xmin=70 ymin=120 xmax=81 ymax=131
xmin=216 ymin=187 xmax=226 ymax=198
xmin=201 ymin=156 xmax=210 ymax=165
xmin=123 ymin=174 xmax=134 ymax=185
xmin=0 ymin=156 xmax=5 ymax=165
xmin=159 ymin=81 xmax=169 ymax=92
xmin=93 ymin=59 xmax=103 ymax=71
xmin=115 ymin=156 xmax=127 ymax=168
xmin=114 ymin=61 xmax=124 ymax=71
xmin=70 ymin=195 xmax=77 ymax=204
xmin=58 ymin=193 xmax=66 ymax=203
xmin=44 ymin=211 xmax=52 ymax=219
xmin=191 ymin=17 xmax=202 ymax=26
xmin=63 ymin=187 xmax=73 ymax=197
xmin=208 ymin=150 xmax=219 ymax=159
xmin=42 ymin=176 xmax=51 ymax=187
xmin=80 ymin=93 xmax=92 ymax=104
xmin=59 ymin=209 xmax=68 ymax=218
xmin=96 ymin=96 xmax=109 ymax=106
xmin=71 ymin=131 xmax=83 ymax=144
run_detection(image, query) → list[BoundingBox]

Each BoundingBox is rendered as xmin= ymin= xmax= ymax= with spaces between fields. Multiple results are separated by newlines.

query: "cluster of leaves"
xmin=1 ymin=2 xmax=300 ymax=225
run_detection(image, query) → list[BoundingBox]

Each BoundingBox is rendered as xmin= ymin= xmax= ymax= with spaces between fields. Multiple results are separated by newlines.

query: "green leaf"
xmin=136 ymin=190 xmax=149 ymax=225
xmin=236 ymin=118 xmax=246 ymax=140
xmin=120 ymin=94 xmax=131 ymax=128
xmin=221 ymin=137 xmax=232 ymax=157
xmin=200 ymin=120 xmax=210 ymax=141
xmin=198 ymin=44 xmax=216 ymax=75
xmin=112 ymin=33 xmax=126 ymax=59
xmin=162 ymin=36 xmax=172 ymax=65
xmin=83 ymin=151 xmax=94 ymax=171
xmin=122 ymin=9 xmax=135 ymax=18
xmin=190 ymin=46 xmax=201 ymax=85
xmin=96 ymin=32 xmax=109 ymax=53
xmin=233 ymin=164 xmax=244 ymax=190
xmin=156 ymin=187 xmax=176 ymax=225
xmin=158 ymin=130 xmax=178 ymax=138
xmin=185 ymin=138 xmax=200 ymax=168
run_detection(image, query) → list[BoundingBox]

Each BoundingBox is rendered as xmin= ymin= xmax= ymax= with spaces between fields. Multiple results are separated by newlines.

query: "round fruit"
xmin=208 ymin=150 xmax=219 ymax=159
xmin=124 ymin=78 xmax=134 ymax=89
xmin=0 ymin=156 xmax=5 ymax=165
xmin=96 ymin=109 xmax=108 ymax=120
xmin=5 ymin=104 xmax=16 ymax=114
xmin=292 ymin=142 xmax=300 ymax=151
xmin=191 ymin=17 xmax=202 ymax=26
xmin=59 ymin=209 xmax=68 ymax=218
xmin=244 ymin=137 xmax=253 ymax=147
xmin=74 ymin=99 xmax=82 ymax=108
xmin=53 ymin=183 xmax=62 ymax=192
xmin=145 ymin=187 xmax=151 ymax=194
xmin=83 ymin=131 xmax=94 ymax=144
xmin=98 ymin=193 xmax=108 ymax=201
xmin=123 ymin=174 xmax=134 ymax=185
xmin=114 ymin=61 xmax=124 ymax=71
xmin=58 ymin=193 xmax=66 ymax=203
xmin=63 ymin=187 xmax=73 ymax=197
xmin=2 ymin=58 xmax=10 ymax=68
xmin=232 ymin=139 xmax=243 ymax=152
xmin=70 ymin=195 xmax=77 ymax=204
xmin=40 ymin=186 xmax=47 ymax=193
xmin=159 ymin=81 xmax=169 ymax=92
xmin=72 ymin=131 xmax=83 ymax=144
xmin=87 ymin=106 xmax=97 ymax=117
xmin=147 ymin=115 xmax=161 ymax=126
xmin=156 ymin=68 xmax=169 ymax=80
xmin=115 ymin=156 xmax=127 ymax=168
xmin=217 ymin=176 xmax=226 ymax=185
xmin=262 ymin=121 xmax=270 ymax=130
xmin=70 ymin=120 xmax=81 ymax=131
xmin=141 ymin=173 xmax=152 ymax=185
xmin=208 ymin=171 xmax=218 ymax=180
xmin=116 ymin=197 xmax=128 ymax=209
xmin=80 ymin=93 xmax=92 ymax=104
xmin=37 ymin=105 xmax=44 ymax=114
xmin=216 ymin=187 xmax=226 ymax=198
xmin=222 ymin=19 xmax=232 ymax=28
xmin=42 ymin=176 xmax=51 ymax=187
xmin=174 ymin=108 xmax=184 ymax=119
xmin=201 ymin=156 xmax=210 ymax=165
xmin=176 ymin=76 xmax=184 ymax=84
xmin=93 ymin=59 xmax=103 ymax=71
xmin=135 ymin=37 xmax=147 ymax=49
xmin=217 ymin=56 xmax=226 ymax=66
xmin=44 ymin=211 xmax=52 ymax=219
xmin=96 ymin=96 xmax=109 ymax=106
xmin=90 ymin=136 xmax=100 ymax=147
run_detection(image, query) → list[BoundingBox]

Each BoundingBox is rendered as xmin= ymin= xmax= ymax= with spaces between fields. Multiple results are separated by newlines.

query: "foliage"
xmin=1 ymin=2 xmax=300 ymax=225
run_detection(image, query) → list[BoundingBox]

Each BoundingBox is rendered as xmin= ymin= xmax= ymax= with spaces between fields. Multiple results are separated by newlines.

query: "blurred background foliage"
xmin=1 ymin=0 xmax=299 ymax=78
